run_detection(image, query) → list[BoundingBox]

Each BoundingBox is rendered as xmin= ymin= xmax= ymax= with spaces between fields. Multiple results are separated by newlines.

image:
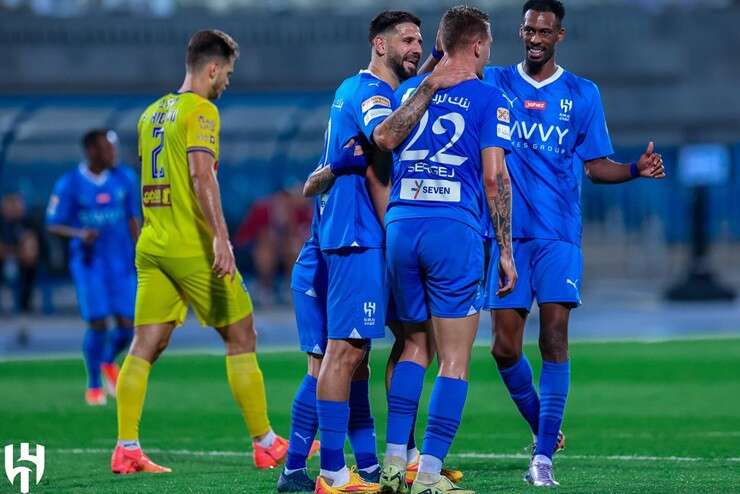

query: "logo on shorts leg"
xmin=363 ymin=302 xmax=376 ymax=326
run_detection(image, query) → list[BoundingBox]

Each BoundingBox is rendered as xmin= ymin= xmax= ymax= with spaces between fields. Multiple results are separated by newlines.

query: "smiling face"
xmin=520 ymin=9 xmax=565 ymax=66
xmin=382 ymin=22 xmax=423 ymax=82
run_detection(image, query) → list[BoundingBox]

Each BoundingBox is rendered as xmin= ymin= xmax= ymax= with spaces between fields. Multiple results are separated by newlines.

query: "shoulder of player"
xmin=483 ymin=64 xmax=516 ymax=82
xmin=561 ymin=69 xmax=601 ymax=100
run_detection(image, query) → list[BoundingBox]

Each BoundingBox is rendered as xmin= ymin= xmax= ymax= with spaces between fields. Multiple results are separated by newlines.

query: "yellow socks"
xmin=116 ymin=355 xmax=151 ymax=441
xmin=226 ymin=352 xmax=271 ymax=438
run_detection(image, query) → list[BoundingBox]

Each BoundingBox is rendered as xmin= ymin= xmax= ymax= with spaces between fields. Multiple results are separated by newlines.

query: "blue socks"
xmin=387 ymin=361 xmax=425 ymax=448
xmin=498 ymin=355 xmax=540 ymax=434
xmin=286 ymin=375 xmax=319 ymax=471
xmin=103 ymin=326 xmax=133 ymax=364
xmin=348 ymin=380 xmax=378 ymax=470
xmin=317 ymin=399 xmax=350 ymax=472
xmin=82 ymin=328 xmax=107 ymax=389
xmin=422 ymin=376 xmax=468 ymax=463
xmin=535 ymin=360 xmax=570 ymax=459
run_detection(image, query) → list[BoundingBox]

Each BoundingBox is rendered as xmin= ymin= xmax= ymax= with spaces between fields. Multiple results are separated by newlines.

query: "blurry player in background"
xmin=298 ymin=10 xmax=472 ymax=494
xmin=111 ymin=30 xmax=287 ymax=475
xmin=380 ymin=7 xmax=515 ymax=494
xmin=46 ymin=129 xmax=139 ymax=406
xmin=425 ymin=0 xmax=666 ymax=486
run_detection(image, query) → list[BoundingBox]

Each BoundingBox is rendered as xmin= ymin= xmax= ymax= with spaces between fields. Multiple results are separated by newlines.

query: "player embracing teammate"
xmin=424 ymin=0 xmax=665 ymax=487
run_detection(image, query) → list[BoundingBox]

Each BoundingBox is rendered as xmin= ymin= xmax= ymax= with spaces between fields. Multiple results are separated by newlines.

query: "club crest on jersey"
xmin=497 ymin=107 xmax=510 ymax=123
xmin=559 ymin=98 xmax=573 ymax=122
xmin=524 ymin=100 xmax=547 ymax=111
xmin=331 ymin=98 xmax=344 ymax=110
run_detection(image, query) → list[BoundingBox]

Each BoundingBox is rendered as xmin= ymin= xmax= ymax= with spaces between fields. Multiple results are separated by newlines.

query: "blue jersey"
xmin=317 ymin=70 xmax=397 ymax=250
xmin=46 ymin=164 xmax=139 ymax=270
xmin=386 ymin=75 xmax=512 ymax=234
xmin=484 ymin=64 xmax=614 ymax=245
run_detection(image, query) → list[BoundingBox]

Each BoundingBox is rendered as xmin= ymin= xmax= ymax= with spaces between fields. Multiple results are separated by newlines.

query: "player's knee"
xmin=326 ymin=340 xmax=366 ymax=374
xmin=437 ymin=351 xmax=470 ymax=380
xmin=491 ymin=339 xmax=521 ymax=369
xmin=539 ymin=323 xmax=568 ymax=362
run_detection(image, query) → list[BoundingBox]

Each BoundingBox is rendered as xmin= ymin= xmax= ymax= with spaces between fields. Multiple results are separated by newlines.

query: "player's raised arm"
xmin=483 ymin=147 xmax=517 ymax=296
xmin=585 ymin=141 xmax=666 ymax=183
xmin=372 ymin=61 xmax=475 ymax=152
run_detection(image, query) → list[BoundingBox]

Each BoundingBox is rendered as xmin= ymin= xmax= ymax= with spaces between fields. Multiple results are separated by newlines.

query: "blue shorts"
xmin=484 ymin=238 xmax=583 ymax=310
xmin=386 ymin=218 xmax=484 ymax=323
xmin=70 ymin=256 xmax=136 ymax=322
xmin=323 ymin=247 xmax=386 ymax=340
xmin=291 ymin=288 xmax=328 ymax=355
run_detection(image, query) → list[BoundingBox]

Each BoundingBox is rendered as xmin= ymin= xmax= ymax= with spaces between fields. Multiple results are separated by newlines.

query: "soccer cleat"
xmin=277 ymin=468 xmax=315 ymax=492
xmin=85 ymin=388 xmax=107 ymax=406
xmin=529 ymin=430 xmax=566 ymax=457
xmin=253 ymin=434 xmax=289 ymax=469
xmin=111 ymin=445 xmax=171 ymax=474
xmin=101 ymin=362 xmax=120 ymax=397
xmin=405 ymin=460 xmax=463 ymax=486
xmin=524 ymin=456 xmax=559 ymax=487
xmin=314 ymin=467 xmax=380 ymax=493
xmin=380 ymin=458 xmax=407 ymax=494
xmin=409 ymin=475 xmax=474 ymax=494
xmin=359 ymin=467 xmax=380 ymax=484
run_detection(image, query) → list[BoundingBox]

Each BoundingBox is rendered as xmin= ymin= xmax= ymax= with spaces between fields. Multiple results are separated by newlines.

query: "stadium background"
xmin=1 ymin=1 xmax=739 ymax=493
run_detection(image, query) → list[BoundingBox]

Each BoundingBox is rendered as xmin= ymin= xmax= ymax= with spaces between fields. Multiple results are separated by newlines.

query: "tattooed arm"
xmin=303 ymin=165 xmax=335 ymax=197
xmin=372 ymin=62 xmax=475 ymax=152
xmin=303 ymin=139 xmax=368 ymax=197
xmin=482 ymin=146 xmax=517 ymax=296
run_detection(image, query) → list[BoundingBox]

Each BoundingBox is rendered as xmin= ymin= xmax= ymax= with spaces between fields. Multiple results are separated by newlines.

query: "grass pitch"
xmin=1 ymin=338 xmax=739 ymax=493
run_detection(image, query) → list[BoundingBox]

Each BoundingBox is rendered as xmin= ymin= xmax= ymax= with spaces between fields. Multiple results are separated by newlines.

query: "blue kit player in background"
xmin=381 ymin=7 xmax=516 ymax=494
xmin=423 ymin=0 xmax=666 ymax=487
xmin=46 ymin=129 xmax=140 ymax=406
xmin=298 ymin=10 xmax=473 ymax=494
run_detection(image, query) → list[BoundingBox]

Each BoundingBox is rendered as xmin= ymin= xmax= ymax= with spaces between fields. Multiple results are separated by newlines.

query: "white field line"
xmin=56 ymin=448 xmax=740 ymax=463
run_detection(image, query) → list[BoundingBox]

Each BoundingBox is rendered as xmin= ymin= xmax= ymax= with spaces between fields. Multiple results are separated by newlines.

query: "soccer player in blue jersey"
xmin=46 ymin=129 xmax=140 ymax=406
xmin=424 ymin=0 xmax=666 ymax=486
xmin=381 ymin=7 xmax=516 ymax=494
xmin=294 ymin=10 xmax=474 ymax=494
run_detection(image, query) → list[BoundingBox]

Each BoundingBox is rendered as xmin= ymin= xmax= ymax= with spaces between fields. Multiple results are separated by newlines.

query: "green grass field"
xmin=2 ymin=338 xmax=740 ymax=494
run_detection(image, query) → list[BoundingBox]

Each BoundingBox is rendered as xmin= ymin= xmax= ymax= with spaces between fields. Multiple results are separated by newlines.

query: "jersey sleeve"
xmin=574 ymin=83 xmax=614 ymax=161
xmin=185 ymin=101 xmax=220 ymax=159
xmin=354 ymin=80 xmax=397 ymax=144
xmin=45 ymin=175 xmax=76 ymax=226
xmin=479 ymin=90 xmax=513 ymax=153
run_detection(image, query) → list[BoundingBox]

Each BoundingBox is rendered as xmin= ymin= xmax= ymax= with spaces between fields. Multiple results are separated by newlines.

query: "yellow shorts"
xmin=134 ymin=251 xmax=253 ymax=328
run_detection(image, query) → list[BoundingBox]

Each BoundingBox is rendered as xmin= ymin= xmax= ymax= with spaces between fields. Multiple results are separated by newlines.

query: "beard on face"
xmin=388 ymin=49 xmax=418 ymax=83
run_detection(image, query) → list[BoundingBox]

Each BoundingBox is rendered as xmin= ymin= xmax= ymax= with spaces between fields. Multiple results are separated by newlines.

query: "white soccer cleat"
xmin=524 ymin=455 xmax=559 ymax=487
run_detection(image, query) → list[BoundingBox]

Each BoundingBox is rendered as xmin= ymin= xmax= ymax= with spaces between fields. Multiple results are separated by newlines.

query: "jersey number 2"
xmin=399 ymin=111 xmax=467 ymax=166
xmin=151 ymin=127 xmax=165 ymax=179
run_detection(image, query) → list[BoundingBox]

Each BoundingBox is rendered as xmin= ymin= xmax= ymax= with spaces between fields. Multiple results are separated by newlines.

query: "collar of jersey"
xmin=516 ymin=62 xmax=564 ymax=89
xmin=78 ymin=162 xmax=110 ymax=186
xmin=358 ymin=68 xmax=387 ymax=84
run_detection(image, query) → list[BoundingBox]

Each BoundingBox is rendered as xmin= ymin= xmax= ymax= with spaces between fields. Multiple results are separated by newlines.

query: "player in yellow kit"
xmin=111 ymin=30 xmax=289 ymax=475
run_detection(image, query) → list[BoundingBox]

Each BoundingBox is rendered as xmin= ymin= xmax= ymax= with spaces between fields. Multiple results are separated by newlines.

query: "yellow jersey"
xmin=136 ymin=92 xmax=220 ymax=258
